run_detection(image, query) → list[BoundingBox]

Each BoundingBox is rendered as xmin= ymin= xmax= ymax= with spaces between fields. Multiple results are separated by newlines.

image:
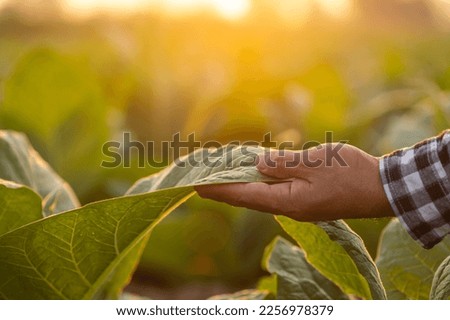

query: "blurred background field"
xmin=0 ymin=0 xmax=449 ymax=299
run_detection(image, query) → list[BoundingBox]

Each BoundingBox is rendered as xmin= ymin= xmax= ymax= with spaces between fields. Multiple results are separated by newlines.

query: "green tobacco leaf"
xmin=430 ymin=256 xmax=450 ymax=300
xmin=208 ymin=289 xmax=271 ymax=300
xmin=0 ymin=180 xmax=42 ymax=237
xmin=127 ymin=146 xmax=275 ymax=195
xmin=316 ymin=220 xmax=386 ymax=299
xmin=0 ymin=187 xmax=194 ymax=299
xmin=262 ymin=236 xmax=347 ymax=300
xmin=0 ymin=145 xmax=274 ymax=299
xmin=0 ymin=142 xmax=385 ymax=300
xmin=257 ymin=274 xmax=277 ymax=297
xmin=101 ymin=234 xmax=151 ymax=299
xmin=377 ymin=219 xmax=450 ymax=299
xmin=277 ymin=216 xmax=386 ymax=299
xmin=0 ymin=131 xmax=79 ymax=215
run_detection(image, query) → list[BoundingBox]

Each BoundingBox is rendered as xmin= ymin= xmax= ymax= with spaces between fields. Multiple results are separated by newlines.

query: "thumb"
xmin=257 ymin=150 xmax=306 ymax=179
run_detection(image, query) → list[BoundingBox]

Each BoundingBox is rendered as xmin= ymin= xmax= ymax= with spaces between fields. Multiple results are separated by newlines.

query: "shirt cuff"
xmin=379 ymin=131 xmax=450 ymax=249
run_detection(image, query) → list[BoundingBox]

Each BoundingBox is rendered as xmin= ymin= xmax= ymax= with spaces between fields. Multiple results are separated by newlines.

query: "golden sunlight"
xmin=64 ymin=0 xmax=150 ymax=15
xmin=0 ymin=0 xmax=448 ymax=22
xmin=63 ymin=0 xmax=250 ymax=19
xmin=208 ymin=0 xmax=251 ymax=19
xmin=317 ymin=0 xmax=352 ymax=18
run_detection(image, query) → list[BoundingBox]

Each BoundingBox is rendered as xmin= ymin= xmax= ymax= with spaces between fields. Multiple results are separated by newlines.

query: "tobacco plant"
xmin=0 ymin=130 xmax=448 ymax=300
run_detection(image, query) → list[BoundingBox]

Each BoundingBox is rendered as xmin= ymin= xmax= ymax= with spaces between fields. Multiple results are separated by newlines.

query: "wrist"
xmin=369 ymin=156 xmax=395 ymax=218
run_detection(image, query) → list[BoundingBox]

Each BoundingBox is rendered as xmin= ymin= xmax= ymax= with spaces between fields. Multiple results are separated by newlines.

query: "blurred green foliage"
xmin=1 ymin=48 xmax=109 ymax=196
xmin=0 ymin=0 xmax=449 ymax=298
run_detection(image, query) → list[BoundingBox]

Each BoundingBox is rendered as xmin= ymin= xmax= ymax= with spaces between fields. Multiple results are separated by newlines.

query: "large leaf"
xmin=276 ymin=216 xmax=386 ymax=299
xmin=262 ymin=236 xmax=347 ymax=299
xmin=430 ymin=255 xmax=450 ymax=300
xmin=0 ymin=180 xmax=42 ymax=236
xmin=0 ymin=145 xmax=274 ymax=299
xmin=377 ymin=219 xmax=450 ymax=299
xmin=0 ymin=187 xmax=193 ymax=299
xmin=0 ymin=131 xmax=79 ymax=215
xmin=127 ymin=146 xmax=274 ymax=195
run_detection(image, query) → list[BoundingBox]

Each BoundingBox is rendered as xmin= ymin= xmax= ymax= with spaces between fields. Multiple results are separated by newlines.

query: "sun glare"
xmin=317 ymin=0 xmax=352 ymax=18
xmin=208 ymin=0 xmax=250 ymax=19
xmin=151 ymin=0 xmax=251 ymax=20
xmin=62 ymin=0 xmax=250 ymax=19
xmin=1 ymin=0 xmax=448 ymax=23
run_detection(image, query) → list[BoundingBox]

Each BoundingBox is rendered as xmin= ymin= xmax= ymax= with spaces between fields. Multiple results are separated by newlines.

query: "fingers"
xmin=195 ymin=182 xmax=286 ymax=214
xmin=195 ymin=180 xmax=309 ymax=215
xmin=257 ymin=150 xmax=312 ymax=179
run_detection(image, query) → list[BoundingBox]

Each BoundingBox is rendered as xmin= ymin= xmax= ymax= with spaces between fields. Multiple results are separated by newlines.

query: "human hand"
xmin=195 ymin=144 xmax=395 ymax=221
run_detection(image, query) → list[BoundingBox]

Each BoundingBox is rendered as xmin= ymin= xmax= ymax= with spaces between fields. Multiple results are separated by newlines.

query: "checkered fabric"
xmin=380 ymin=130 xmax=450 ymax=249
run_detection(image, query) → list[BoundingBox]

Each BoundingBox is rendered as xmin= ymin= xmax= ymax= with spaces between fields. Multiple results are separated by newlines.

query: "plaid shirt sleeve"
xmin=379 ymin=129 xmax=450 ymax=249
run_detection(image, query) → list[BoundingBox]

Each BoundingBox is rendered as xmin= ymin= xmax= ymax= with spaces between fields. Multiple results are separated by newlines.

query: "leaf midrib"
xmin=81 ymin=189 xmax=195 ymax=299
